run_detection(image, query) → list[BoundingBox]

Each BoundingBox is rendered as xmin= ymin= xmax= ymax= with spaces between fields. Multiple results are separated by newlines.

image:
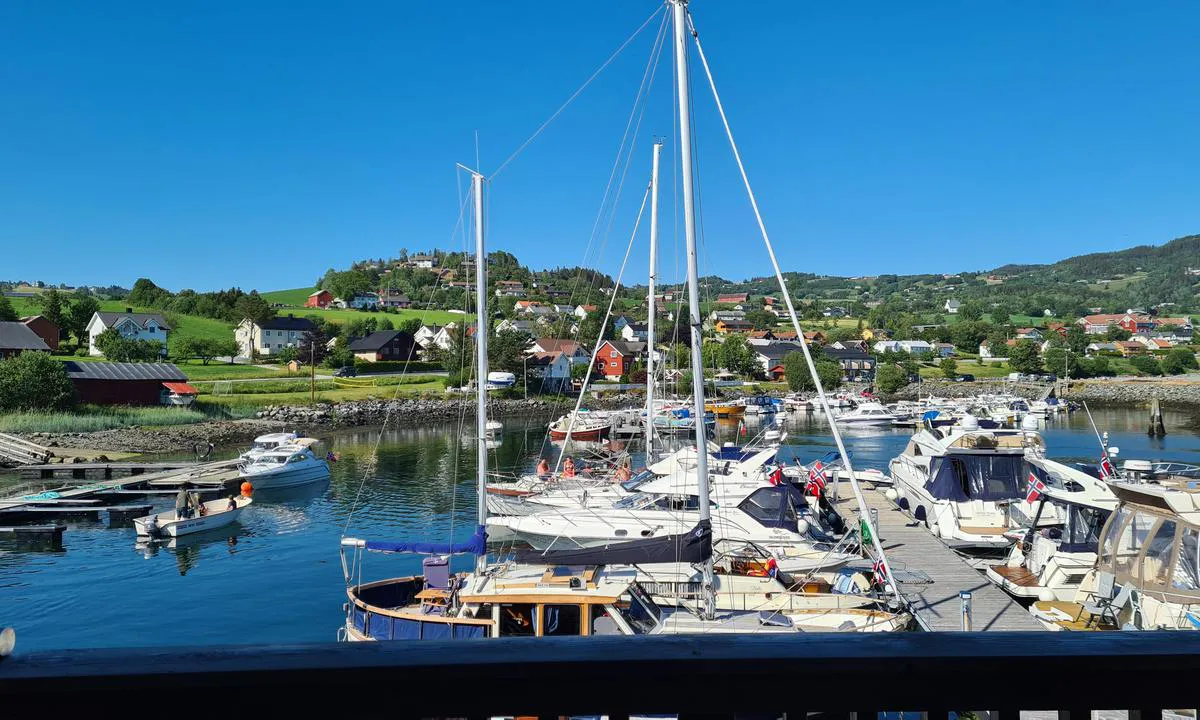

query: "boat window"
xmin=1061 ymin=504 xmax=1111 ymax=553
xmin=498 ymin=604 xmax=536 ymax=637
xmin=1098 ymin=506 xmax=1131 ymax=569
xmin=614 ymin=584 xmax=661 ymax=635
xmin=1172 ymin=528 xmax=1200 ymax=593
xmin=925 ymin=455 xmax=1024 ymax=502
xmin=1140 ymin=519 xmax=1177 ymax=587
xmin=1112 ymin=511 xmax=1157 ymax=579
xmin=737 ymin=487 xmax=797 ymax=528
xmin=543 ymin=604 xmax=582 ymax=637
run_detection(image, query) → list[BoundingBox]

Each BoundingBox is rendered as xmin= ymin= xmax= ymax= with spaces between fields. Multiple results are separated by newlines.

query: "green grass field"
xmin=261 ymin=287 xmax=317 ymax=306
xmin=197 ymin=379 xmax=446 ymax=407
xmin=263 ymin=287 xmax=467 ymax=327
xmin=918 ymin=360 xmax=1012 ymax=379
xmin=11 ymin=297 xmax=236 ymax=349
xmin=174 ymin=361 xmax=287 ymax=380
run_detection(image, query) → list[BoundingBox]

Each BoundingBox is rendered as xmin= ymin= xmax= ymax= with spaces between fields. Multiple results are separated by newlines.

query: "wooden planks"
xmin=834 ymin=479 xmax=1044 ymax=631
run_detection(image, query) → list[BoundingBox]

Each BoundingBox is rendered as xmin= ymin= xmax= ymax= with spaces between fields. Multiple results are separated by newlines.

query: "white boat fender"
xmin=795 ymin=518 xmax=810 ymax=535
xmin=1020 ymin=415 xmax=1040 ymax=431
xmin=883 ymin=488 xmax=899 ymax=502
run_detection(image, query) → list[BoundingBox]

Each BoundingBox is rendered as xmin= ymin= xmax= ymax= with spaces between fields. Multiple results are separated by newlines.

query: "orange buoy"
xmin=240 ymin=481 xmax=253 ymax=496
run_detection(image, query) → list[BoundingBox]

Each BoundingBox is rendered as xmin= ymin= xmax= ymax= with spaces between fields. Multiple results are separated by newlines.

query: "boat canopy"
xmin=515 ymin=522 xmax=712 ymax=565
xmin=364 ymin=525 xmax=487 ymax=555
xmin=924 ymin=454 xmax=1025 ymax=502
xmin=1098 ymin=503 xmax=1200 ymax=598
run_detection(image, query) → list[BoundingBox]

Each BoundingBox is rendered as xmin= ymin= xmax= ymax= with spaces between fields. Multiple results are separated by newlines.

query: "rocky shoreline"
xmin=253 ymin=396 xmax=628 ymax=427
xmin=889 ymin=377 xmax=1200 ymax=408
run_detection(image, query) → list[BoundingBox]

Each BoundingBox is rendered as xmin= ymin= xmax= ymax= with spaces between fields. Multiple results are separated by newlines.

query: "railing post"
xmin=960 ymin=590 xmax=973 ymax=631
xmin=869 ymin=508 xmax=879 ymax=540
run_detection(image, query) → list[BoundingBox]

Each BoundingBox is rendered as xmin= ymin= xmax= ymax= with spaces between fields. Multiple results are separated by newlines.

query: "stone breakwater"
xmin=254 ymin=396 xmax=632 ymax=427
xmin=888 ymin=381 xmax=1044 ymax=401
xmin=890 ymin=378 xmax=1200 ymax=408
xmin=23 ymin=419 xmax=283 ymax=454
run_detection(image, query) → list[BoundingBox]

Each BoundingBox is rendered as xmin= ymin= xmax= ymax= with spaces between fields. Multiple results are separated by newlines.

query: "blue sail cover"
xmin=364 ymin=526 xmax=487 ymax=555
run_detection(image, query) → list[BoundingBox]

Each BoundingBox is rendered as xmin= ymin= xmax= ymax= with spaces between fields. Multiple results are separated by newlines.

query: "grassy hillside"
xmin=261 ymin=287 xmax=316 ymax=306
xmin=262 ymin=287 xmax=466 ymax=326
xmin=10 ymin=297 xmax=235 ymax=347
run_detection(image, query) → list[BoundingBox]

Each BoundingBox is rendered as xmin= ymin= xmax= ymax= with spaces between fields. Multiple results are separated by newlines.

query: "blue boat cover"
xmin=365 ymin=525 xmax=487 ymax=555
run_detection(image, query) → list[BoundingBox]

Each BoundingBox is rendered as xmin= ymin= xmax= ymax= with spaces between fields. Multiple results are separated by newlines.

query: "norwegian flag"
xmin=1099 ymin=454 xmax=1116 ymax=479
xmin=872 ymin=557 xmax=889 ymax=586
xmin=807 ymin=461 xmax=827 ymax=490
xmin=1025 ymin=471 xmax=1047 ymax=504
xmin=768 ymin=465 xmax=784 ymax=486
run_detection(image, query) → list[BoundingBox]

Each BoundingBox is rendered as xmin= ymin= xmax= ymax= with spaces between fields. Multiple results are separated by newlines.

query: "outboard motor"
xmin=145 ymin=515 xmax=161 ymax=538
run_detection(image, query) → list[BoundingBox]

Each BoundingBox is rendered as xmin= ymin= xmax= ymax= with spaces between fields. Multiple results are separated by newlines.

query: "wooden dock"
xmin=833 ymin=479 xmax=1044 ymax=632
xmin=16 ymin=459 xmax=236 ymax=481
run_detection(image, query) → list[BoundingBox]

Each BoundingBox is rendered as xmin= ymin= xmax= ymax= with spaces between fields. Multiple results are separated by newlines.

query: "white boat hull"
xmin=134 ymin=497 xmax=251 ymax=538
xmin=240 ymin=461 xmax=331 ymax=490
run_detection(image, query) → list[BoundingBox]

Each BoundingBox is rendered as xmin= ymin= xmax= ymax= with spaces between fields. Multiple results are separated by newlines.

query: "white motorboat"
xmin=239 ymin=439 xmax=331 ymax=490
xmin=547 ymin=412 xmax=612 ymax=441
xmin=240 ymin=432 xmax=300 ymax=461
xmin=889 ymin=422 xmax=1047 ymax=550
xmin=834 ymin=402 xmax=898 ymax=427
xmin=134 ymin=495 xmax=252 ymax=538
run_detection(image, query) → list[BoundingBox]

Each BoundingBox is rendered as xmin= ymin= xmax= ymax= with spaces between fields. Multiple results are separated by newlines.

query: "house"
xmin=1116 ymin=341 xmax=1146 ymax=357
xmin=496 ymin=319 xmax=537 ymax=335
xmin=527 ymin=338 xmax=588 ymax=363
xmin=347 ymin=292 xmax=380 ymax=310
xmin=1014 ymin=328 xmax=1043 ymax=340
xmin=944 ymin=299 xmax=961 ymax=314
xmin=515 ymin=301 xmax=553 ymax=316
xmin=0 ymin=321 xmax=51 ymax=359
xmin=1076 ymin=314 xmax=1154 ymax=335
xmin=1086 ymin=342 xmax=1119 ymax=356
xmin=379 ymin=290 xmax=412 ymax=309
xmin=305 ymin=290 xmax=333 ymax=309
xmin=235 ymin=315 xmax=316 ymax=358
xmin=822 ymin=346 xmax=876 ymax=382
xmin=1154 ymin=317 xmax=1194 ymax=336
xmin=762 ymin=296 xmax=778 ymax=307
xmin=1045 ymin=322 xmax=1068 ymax=337
xmin=574 ymin=304 xmax=598 ymax=319
xmin=20 ymin=315 xmax=59 ymax=352
xmin=526 ymin=351 xmax=573 ymax=392
xmin=861 ymin=328 xmax=890 ymax=342
xmin=621 ymin=323 xmax=649 ymax=342
xmin=752 ymin=341 xmax=802 ymax=377
xmin=933 ymin=343 xmax=956 ymax=357
xmin=715 ymin=319 xmax=752 ymax=334
xmin=595 ymin=340 xmax=645 ymax=379
xmin=822 ymin=307 xmax=848 ymax=318
xmin=550 ymin=304 xmax=574 ymax=315
xmin=872 ymin=340 xmax=934 ymax=355
xmin=716 ymin=293 xmax=749 ymax=305
xmin=494 ymin=281 xmax=526 ymax=298
xmin=612 ymin=315 xmax=633 ymax=333
xmin=63 ymin=360 xmax=188 ymax=406
xmin=802 ymin=331 xmax=826 ymax=345
xmin=409 ymin=254 xmax=439 ymax=269
xmin=348 ymin=331 xmax=418 ymax=363
xmin=414 ymin=325 xmax=443 ymax=349
xmin=86 ymin=310 xmax=171 ymax=357
xmin=1132 ymin=335 xmax=1175 ymax=351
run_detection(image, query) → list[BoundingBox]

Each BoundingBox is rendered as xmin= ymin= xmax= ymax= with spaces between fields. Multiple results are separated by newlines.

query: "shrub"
xmin=443 ymin=370 xmax=467 ymax=389
xmin=0 ymin=352 xmax=77 ymax=411
xmin=875 ymin=364 xmax=908 ymax=394
xmin=1129 ymin=355 xmax=1162 ymax=376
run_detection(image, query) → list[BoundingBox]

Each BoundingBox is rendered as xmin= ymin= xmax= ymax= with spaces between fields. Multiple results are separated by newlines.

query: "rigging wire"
xmin=686 ymin=11 xmax=902 ymax=604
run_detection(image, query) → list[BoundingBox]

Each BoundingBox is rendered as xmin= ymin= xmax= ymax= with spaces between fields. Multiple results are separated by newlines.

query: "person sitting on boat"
xmin=175 ymin=482 xmax=194 ymax=519
xmin=613 ymin=461 xmax=632 ymax=484
xmin=191 ymin=490 xmax=205 ymax=517
xmin=226 ymin=496 xmax=238 ymax=512
xmin=562 ymin=457 xmax=576 ymax=478
xmin=536 ymin=457 xmax=551 ymax=479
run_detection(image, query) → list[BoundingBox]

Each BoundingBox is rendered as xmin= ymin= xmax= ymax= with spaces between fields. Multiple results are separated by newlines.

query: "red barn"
xmin=20 ymin=315 xmax=60 ymax=352
xmin=64 ymin=361 xmax=188 ymax=406
xmin=305 ymin=290 xmax=333 ymax=308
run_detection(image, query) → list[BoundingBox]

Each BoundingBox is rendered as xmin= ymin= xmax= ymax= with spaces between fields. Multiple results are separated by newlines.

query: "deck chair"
xmin=1078 ymin=570 xmax=1116 ymax=627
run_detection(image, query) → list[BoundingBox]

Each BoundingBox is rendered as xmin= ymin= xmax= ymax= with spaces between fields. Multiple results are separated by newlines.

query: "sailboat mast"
xmin=671 ymin=0 xmax=715 ymax=620
xmin=472 ymin=171 xmax=490 ymax=575
xmin=645 ymin=141 xmax=662 ymax=461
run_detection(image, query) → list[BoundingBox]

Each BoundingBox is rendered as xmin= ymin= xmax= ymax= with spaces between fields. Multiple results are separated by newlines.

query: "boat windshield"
xmin=621 ymin=469 xmax=656 ymax=492
xmin=615 ymin=583 xmax=661 ymax=634
xmin=925 ymin=454 xmax=1024 ymax=502
xmin=1097 ymin=505 xmax=1200 ymax=593
xmin=251 ymin=441 xmax=278 ymax=451
xmin=1060 ymin=502 xmax=1112 ymax=553
xmin=254 ymin=455 xmax=288 ymax=465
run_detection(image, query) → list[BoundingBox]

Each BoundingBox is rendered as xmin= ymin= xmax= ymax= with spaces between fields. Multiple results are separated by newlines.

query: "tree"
xmin=489 ymin=328 xmax=530 ymax=381
xmin=875 ymin=364 xmax=909 ymax=394
xmin=984 ymin=329 xmax=1010 ymax=357
xmin=172 ymin=337 xmax=200 ymax=362
xmin=744 ymin=310 xmax=776 ymax=331
xmin=1042 ymin=346 xmax=1078 ymax=378
xmin=1066 ymin=324 xmax=1089 ymax=354
xmin=94 ymin=328 xmax=163 ymax=362
xmin=0 ymin=351 xmax=76 ymax=411
xmin=0 ymin=295 xmax=17 ymax=322
xmin=398 ymin=317 xmax=423 ymax=336
xmin=939 ymin=357 xmax=958 ymax=379
xmin=1105 ymin=324 xmax=1131 ymax=341
xmin=1007 ymin=340 xmax=1042 ymax=374
xmin=324 ymin=336 xmax=354 ymax=369
xmin=234 ymin=292 xmax=275 ymax=327
xmin=1130 ymin=355 xmax=1162 ymax=376
xmin=1161 ymin=352 xmax=1186 ymax=375
xmin=782 ymin=352 xmax=842 ymax=392
xmin=718 ymin=335 xmax=757 ymax=377
xmin=128 ymin=278 xmax=170 ymax=307
xmin=65 ymin=294 xmax=100 ymax=347
xmin=277 ymin=345 xmax=300 ymax=364
xmin=1169 ymin=347 xmax=1199 ymax=370
xmin=958 ymin=300 xmax=985 ymax=322
xmin=297 ymin=326 xmax=331 ymax=367
xmin=578 ymin=312 xmax=612 ymax=351
xmin=949 ymin=320 xmax=992 ymax=353
xmin=440 ymin=325 xmax=471 ymax=377
xmin=37 ymin=288 xmax=65 ymax=329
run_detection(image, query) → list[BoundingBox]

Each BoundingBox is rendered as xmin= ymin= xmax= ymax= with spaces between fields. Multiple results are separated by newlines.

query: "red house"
xmin=20 ymin=315 xmax=60 ymax=352
xmin=305 ymin=290 xmax=333 ymax=309
xmin=596 ymin=340 xmax=645 ymax=379
xmin=64 ymin=361 xmax=189 ymax=406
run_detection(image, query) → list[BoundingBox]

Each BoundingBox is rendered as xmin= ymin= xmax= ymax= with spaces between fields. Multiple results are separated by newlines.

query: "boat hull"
xmin=548 ymin=424 xmax=611 ymax=441
xmin=134 ymin=497 xmax=250 ymax=538
xmin=240 ymin=462 xmax=331 ymax=490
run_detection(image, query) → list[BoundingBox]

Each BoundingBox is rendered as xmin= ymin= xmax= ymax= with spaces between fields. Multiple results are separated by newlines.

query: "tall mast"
xmin=671 ymin=0 xmax=714 ymax=620
xmin=645 ymin=140 xmax=663 ymax=461
xmin=472 ymin=171 xmax=489 ymax=575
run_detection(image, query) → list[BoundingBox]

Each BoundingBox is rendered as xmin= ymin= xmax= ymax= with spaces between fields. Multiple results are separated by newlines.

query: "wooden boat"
xmin=547 ymin=413 xmax=612 ymax=441
xmin=134 ymin=496 xmax=251 ymax=538
xmin=704 ymin=401 xmax=745 ymax=418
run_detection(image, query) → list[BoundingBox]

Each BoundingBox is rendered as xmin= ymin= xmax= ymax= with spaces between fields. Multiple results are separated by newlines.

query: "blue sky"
xmin=3 ymin=2 xmax=1200 ymax=292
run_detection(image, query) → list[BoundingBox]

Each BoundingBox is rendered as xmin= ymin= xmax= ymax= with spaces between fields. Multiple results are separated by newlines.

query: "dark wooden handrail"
xmin=2 ymin=632 xmax=1198 ymax=717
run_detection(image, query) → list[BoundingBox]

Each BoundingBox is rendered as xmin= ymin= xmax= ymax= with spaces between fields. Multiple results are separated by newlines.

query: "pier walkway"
xmin=833 ymin=479 xmax=1043 ymax=631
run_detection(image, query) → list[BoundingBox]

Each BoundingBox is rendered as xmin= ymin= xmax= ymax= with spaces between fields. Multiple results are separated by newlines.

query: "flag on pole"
xmin=768 ymin=465 xmax=784 ymax=486
xmin=1099 ymin=454 xmax=1115 ymax=479
xmin=872 ymin=557 xmax=889 ymax=587
xmin=1025 ymin=471 xmax=1046 ymax=504
xmin=807 ymin=460 xmax=827 ymax=490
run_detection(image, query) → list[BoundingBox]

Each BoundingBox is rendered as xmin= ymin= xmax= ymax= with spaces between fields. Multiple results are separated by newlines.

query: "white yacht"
xmin=240 ymin=432 xmax=300 ymax=461
xmin=239 ymin=439 xmax=331 ymax=490
xmin=834 ymin=402 xmax=898 ymax=427
xmin=889 ymin=421 xmax=1045 ymax=550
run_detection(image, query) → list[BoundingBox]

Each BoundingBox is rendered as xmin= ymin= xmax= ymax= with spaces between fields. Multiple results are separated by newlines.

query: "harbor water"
xmin=4 ymin=407 xmax=1200 ymax=652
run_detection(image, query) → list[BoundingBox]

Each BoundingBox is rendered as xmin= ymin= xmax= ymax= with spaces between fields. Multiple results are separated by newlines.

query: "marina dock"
xmin=834 ymin=479 xmax=1043 ymax=631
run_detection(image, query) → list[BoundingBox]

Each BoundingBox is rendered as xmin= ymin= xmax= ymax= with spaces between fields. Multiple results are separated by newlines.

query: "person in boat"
xmin=226 ymin=496 xmax=238 ymax=512
xmin=613 ymin=460 xmax=632 ymax=484
xmin=175 ymin=482 xmax=194 ymax=519
xmin=535 ymin=457 xmax=551 ymax=479
xmin=562 ymin=457 xmax=576 ymax=478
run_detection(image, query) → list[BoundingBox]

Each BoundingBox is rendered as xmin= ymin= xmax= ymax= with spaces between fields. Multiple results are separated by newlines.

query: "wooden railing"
xmin=1 ymin=632 xmax=1198 ymax=716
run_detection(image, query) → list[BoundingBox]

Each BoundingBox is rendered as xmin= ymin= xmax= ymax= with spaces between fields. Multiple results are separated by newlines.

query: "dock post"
xmin=959 ymin=590 xmax=973 ymax=631
xmin=1148 ymin=397 xmax=1166 ymax=437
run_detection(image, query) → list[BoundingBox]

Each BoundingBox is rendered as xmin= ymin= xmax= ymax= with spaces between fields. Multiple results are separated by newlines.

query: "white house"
xmin=551 ymin=304 xmax=574 ymax=315
xmin=347 ymin=292 xmax=380 ymax=310
xmin=944 ymin=299 xmax=960 ymax=314
xmin=86 ymin=310 xmax=172 ymax=357
xmin=621 ymin=322 xmax=648 ymax=343
xmin=414 ymin=325 xmax=444 ymax=349
xmin=409 ymin=254 xmax=438 ymax=269
xmin=1014 ymin=327 xmax=1043 ymax=340
xmin=574 ymin=304 xmax=597 ymax=319
xmin=1086 ymin=342 xmax=1118 ymax=355
xmin=526 ymin=351 xmax=573 ymax=392
xmin=496 ymin=319 xmax=537 ymax=335
xmin=872 ymin=340 xmax=934 ymax=355
xmin=234 ymin=315 xmax=316 ymax=358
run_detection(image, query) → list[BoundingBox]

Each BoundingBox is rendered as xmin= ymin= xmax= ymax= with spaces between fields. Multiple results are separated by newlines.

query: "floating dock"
xmin=833 ymin=479 xmax=1043 ymax=632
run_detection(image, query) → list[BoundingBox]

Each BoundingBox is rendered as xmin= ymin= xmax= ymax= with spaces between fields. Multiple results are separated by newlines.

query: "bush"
xmin=876 ymin=364 xmax=909 ymax=394
xmin=1168 ymin=347 xmax=1198 ymax=371
xmin=1129 ymin=355 xmax=1162 ymax=376
xmin=0 ymin=352 xmax=77 ymax=411
xmin=75 ymin=347 xmax=89 ymax=357
xmin=1161 ymin=352 xmax=1186 ymax=375
xmin=939 ymin=357 xmax=957 ymax=379
xmin=443 ymin=370 xmax=467 ymax=389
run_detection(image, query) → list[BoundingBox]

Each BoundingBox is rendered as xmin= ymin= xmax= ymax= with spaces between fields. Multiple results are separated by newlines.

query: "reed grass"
xmin=0 ymin=406 xmax=211 ymax=433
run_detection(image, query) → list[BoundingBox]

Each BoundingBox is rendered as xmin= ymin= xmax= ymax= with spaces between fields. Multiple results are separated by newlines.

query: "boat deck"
xmin=832 ymin=479 xmax=1044 ymax=632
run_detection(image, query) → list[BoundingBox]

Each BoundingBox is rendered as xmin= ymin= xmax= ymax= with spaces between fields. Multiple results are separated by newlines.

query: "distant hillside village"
xmin=4 ymin=233 xmax=1200 ymax=412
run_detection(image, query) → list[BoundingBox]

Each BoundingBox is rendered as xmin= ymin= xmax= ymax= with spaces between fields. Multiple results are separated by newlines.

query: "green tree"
xmin=743 ymin=309 xmax=776 ymax=331
xmin=172 ymin=337 xmax=200 ymax=362
xmin=1161 ymin=352 xmax=1186 ymax=375
xmin=1105 ymin=324 xmax=1131 ymax=341
xmin=298 ymin=326 xmax=331 ymax=367
xmin=939 ymin=357 xmax=958 ymax=379
xmin=324 ymin=336 xmax=354 ymax=369
xmin=65 ymin=294 xmax=100 ymax=347
xmin=782 ymin=352 xmax=842 ymax=392
xmin=0 ymin=295 xmax=18 ymax=322
xmin=1007 ymin=340 xmax=1042 ymax=374
xmin=398 ymin=317 xmax=423 ymax=336
xmin=0 ymin=351 xmax=76 ymax=411
xmin=37 ymin=288 xmax=65 ymax=329
xmin=958 ymin=300 xmax=985 ymax=322
xmin=875 ymin=364 xmax=909 ymax=394
xmin=94 ymin=328 xmax=163 ymax=362
xmin=1042 ymin=346 xmax=1078 ymax=378
xmin=984 ymin=329 xmax=1010 ymax=358
xmin=276 ymin=345 xmax=300 ymax=364
xmin=234 ymin=292 xmax=275 ymax=327
xmin=128 ymin=278 xmax=170 ymax=307
xmin=578 ymin=312 xmax=612 ymax=351
xmin=718 ymin=335 xmax=757 ymax=377
xmin=949 ymin=320 xmax=992 ymax=353
xmin=1065 ymin=324 xmax=1089 ymax=354
xmin=1130 ymin=355 xmax=1162 ymax=376
xmin=489 ymin=328 xmax=530 ymax=381
xmin=440 ymin=325 xmax=471 ymax=377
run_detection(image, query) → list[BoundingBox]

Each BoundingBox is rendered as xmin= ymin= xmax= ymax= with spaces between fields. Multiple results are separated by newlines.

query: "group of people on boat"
xmin=534 ymin=455 xmax=634 ymax=483
xmin=173 ymin=482 xmax=240 ymax=519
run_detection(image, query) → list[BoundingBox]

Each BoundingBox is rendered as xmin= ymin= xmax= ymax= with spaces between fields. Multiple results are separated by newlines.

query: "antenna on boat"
xmin=671 ymin=0 xmax=715 ymax=620
xmin=645 ymin=140 xmax=663 ymax=462
xmin=470 ymin=168 xmax=490 ymax=575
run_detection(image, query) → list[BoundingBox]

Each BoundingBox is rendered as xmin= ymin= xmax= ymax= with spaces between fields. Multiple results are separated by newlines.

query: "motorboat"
xmin=704 ymin=401 xmax=746 ymax=418
xmin=240 ymin=432 xmax=300 ymax=461
xmin=547 ymin=412 xmax=612 ymax=441
xmin=833 ymin=402 xmax=898 ymax=427
xmin=134 ymin=495 xmax=251 ymax=538
xmin=653 ymin=406 xmax=715 ymax=435
xmin=742 ymin=396 xmax=781 ymax=415
xmin=238 ymin=439 xmax=331 ymax=490
xmin=485 ymin=371 xmax=517 ymax=390
xmin=888 ymin=421 xmax=1046 ymax=550
xmin=986 ymin=457 xmax=1116 ymax=602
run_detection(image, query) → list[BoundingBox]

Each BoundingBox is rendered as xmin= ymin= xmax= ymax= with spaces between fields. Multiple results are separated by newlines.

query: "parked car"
xmin=333 ymin=366 xmax=357 ymax=378
xmin=954 ymin=374 xmax=975 ymax=382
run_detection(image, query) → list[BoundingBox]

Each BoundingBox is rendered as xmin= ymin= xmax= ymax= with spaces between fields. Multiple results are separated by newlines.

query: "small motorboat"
xmin=547 ymin=413 xmax=612 ymax=441
xmin=238 ymin=439 xmax=332 ymax=490
xmin=485 ymin=420 xmax=504 ymax=436
xmin=134 ymin=496 xmax=252 ymax=538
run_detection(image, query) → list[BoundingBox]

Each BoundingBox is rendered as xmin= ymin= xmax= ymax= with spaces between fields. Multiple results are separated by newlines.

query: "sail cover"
xmin=513 ymin=521 xmax=712 ymax=565
xmin=364 ymin=525 xmax=487 ymax=555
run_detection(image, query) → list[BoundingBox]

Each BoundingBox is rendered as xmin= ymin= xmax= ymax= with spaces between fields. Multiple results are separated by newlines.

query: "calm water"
xmin=5 ymin=407 xmax=1200 ymax=652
